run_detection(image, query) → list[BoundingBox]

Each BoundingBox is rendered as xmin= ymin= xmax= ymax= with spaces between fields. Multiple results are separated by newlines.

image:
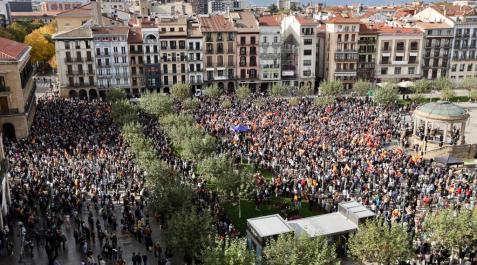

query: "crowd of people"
xmin=195 ymin=96 xmax=477 ymax=261
xmin=1 ymin=98 xmax=166 ymax=265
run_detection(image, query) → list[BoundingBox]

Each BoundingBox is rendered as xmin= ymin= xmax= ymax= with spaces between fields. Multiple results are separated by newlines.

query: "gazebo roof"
xmin=415 ymin=101 xmax=468 ymax=120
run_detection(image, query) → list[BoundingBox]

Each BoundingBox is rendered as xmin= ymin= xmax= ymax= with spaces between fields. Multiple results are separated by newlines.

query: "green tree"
xmin=373 ymin=83 xmax=399 ymax=105
xmin=412 ymin=79 xmax=432 ymax=94
xmin=182 ymin=98 xmax=200 ymax=111
xmin=106 ymin=88 xmax=127 ymax=102
xmin=297 ymin=84 xmax=313 ymax=97
xmin=221 ymin=99 xmax=232 ymax=109
xmin=349 ymin=220 xmax=413 ymax=265
xmin=110 ymin=99 xmax=137 ymax=126
xmin=180 ymin=134 xmax=216 ymax=162
xmin=268 ymin=3 xmax=279 ymax=13
xmin=440 ymin=87 xmax=455 ymax=101
xmin=269 ymin=83 xmax=289 ymax=97
xmin=164 ymin=208 xmax=215 ymax=261
xmin=432 ymin=77 xmax=452 ymax=91
xmin=196 ymin=154 xmax=234 ymax=184
xmin=313 ymin=96 xmax=334 ymax=107
xmin=149 ymin=179 xmax=193 ymax=219
xmin=171 ymin=83 xmax=191 ymax=102
xmin=319 ymin=80 xmax=343 ymax=97
xmin=236 ymin=84 xmax=251 ymax=101
xmin=353 ymin=79 xmax=372 ymax=97
xmin=423 ymin=208 xmax=477 ymax=262
xmin=6 ymin=22 xmax=29 ymax=42
xmin=219 ymin=167 xmax=255 ymax=219
xmin=459 ymin=76 xmax=477 ymax=91
xmin=202 ymin=238 xmax=256 ymax=265
xmin=263 ymin=233 xmax=337 ymax=265
xmin=470 ymin=88 xmax=477 ymax=102
xmin=203 ymin=84 xmax=222 ymax=99
xmin=139 ymin=92 xmax=173 ymax=117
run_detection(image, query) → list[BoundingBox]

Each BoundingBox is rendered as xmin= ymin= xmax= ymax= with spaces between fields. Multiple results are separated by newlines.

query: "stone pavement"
xmin=0 ymin=199 xmax=181 ymax=265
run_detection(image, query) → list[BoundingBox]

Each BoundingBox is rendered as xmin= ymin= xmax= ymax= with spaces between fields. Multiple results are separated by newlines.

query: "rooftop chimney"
xmin=91 ymin=0 xmax=103 ymax=26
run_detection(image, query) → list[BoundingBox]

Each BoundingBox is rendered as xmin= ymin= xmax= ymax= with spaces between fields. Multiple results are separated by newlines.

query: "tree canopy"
xmin=139 ymin=92 xmax=173 ymax=117
xmin=203 ymin=84 xmax=222 ymax=99
xmin=269 ymin=83 xmax=290 ymax=97
xmin=353 ymin=79 xmax=372 ymax=97
xmin=319 ymin=80 xmax=343 ymax=97
xmin=202 ymin=238 xmax=256 ymax=265
xmin=263 ymin=233 xmax=337 ymax=265
xmin=171 ymin=83 xmax=192 ymax=102
xmin=373 ymin=83 xmax=399 ymax=105
xmin=236 ymin=84 xmax=252 ymax=100
xmin=349 ymin=220 xmax=413 ymax=265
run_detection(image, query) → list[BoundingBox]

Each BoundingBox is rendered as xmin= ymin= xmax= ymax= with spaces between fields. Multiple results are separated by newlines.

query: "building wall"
xmin=375 ymin=33 xmax=423 ymax=82
xmin=422 ymin=28 xmax=453 ymax=79
xmin=325 ymin=22 xmax=360 ymax=89
xmin=259 ymin=25 xmax=282 ymax=86
xmin=0 ymin=52 xmax=36 ymax=139
xmin=203 ymin=31 xmax=236 ymax=92
xmin=55 ymin=38 xmax=96 ymax=99
xmin=129 ymin=43 xmax=145 ymax=96
xmin=94 ymin=36 xmax=130 ymax=93
xmin=449 ymin=22 xmax=477 ymax=81
xmin=141 ymin=28 xmax=160 ymax=91
xmin=56 ymin=15 xmax=92 ymax=32
xmin=236 ymin=32 xmax=260 ymax=87
xmin=187 ymin=37 xmax=204 ymax=91
xmin=357 ymin=34 xmax=377 ymax=81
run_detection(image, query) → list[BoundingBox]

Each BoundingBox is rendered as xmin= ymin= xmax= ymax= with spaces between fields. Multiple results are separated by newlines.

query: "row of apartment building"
xmin=53 ymin=3 xmax=477 ymax=98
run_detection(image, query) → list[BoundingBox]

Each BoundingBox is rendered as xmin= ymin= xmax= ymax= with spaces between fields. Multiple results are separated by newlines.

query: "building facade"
xmin=258 ymin=15 xmax=282 ymax=91
xmin=128 ymin=27 xmax=145 ymax=97
xmin=357 ymin=24 xmax=377 ymax=81
xmin=418 ymin=22 xmax=453 ymax=80
xmin=232 ymin=11 xmax=260 ymax=91
xmin=375 ymin=26 xmax=423 ymax=83
xmin=199 ymin=15 xmax=236 ymax=92
xmin=187 ymin=21 xmax=204 ymax=93
xmin=157 ymin=17 xmax=188 ymax=93
xmin=282 ymin=16 xmax=318 ymax=89
xmin=93 ymin=26 xmax=130 ymax=98
xmin=324 ymin=17 xmax=360 ymax=90
xmin=0 ymin=37 xmax=36 ymax=139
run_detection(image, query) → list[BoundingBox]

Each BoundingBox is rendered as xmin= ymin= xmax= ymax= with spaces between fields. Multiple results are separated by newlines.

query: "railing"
xmin=0 ymin=86 xmax=10 ymax=92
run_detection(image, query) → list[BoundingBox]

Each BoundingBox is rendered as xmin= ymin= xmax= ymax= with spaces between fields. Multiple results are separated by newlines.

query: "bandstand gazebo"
xmin=412 ymin=101 xmax=470 ymax=156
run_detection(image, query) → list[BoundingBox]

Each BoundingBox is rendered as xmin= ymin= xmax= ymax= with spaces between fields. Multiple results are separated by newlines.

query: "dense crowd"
xmin=195 ymin=96 xmax=477 ymax=262
xmin=0 ymin=98 xmax=166 ymax=265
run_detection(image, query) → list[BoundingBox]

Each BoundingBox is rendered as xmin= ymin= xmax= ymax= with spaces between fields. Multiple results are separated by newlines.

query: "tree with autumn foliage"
xmin=24 ymin=22 xmax=56 ymax=64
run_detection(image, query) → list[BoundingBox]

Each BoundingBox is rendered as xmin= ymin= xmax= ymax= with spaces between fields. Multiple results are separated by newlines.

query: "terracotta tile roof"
xmin=295 ymin=16 xmax=318 ymax=26
xmin=259 ymin=15 xmax=282 ymax=26
xmin=359 ymin=24 xmax=379 ymax=34
xmin=231 ymin=11 xmax=258 ymax=32
xmin=326 ymin=16 xmax=362 ymax=24
xmin=53 ymin=25 xmax=93 ymax=39
xmin=92 ymin=26 xmax=129 ymax=35
xmin=199 ymin=15 xmax=235 ymax=32
xmin=415 ymin=21 xmax=452 ymax=29
xmin=127 ymin=28 xmax=143 ymax=43
xmin=431 ymin=4 xmax=476 ymax=17
xmin=377 ymin=25 xmax=423 ymax=34
xmin=56 ymin=3 xmax=91 ymax=17
xmin=0 ymin=37 xmax=30 ymax=61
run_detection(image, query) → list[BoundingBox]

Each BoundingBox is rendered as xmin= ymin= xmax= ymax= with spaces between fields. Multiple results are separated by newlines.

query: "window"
xmin=250 ymin=36 xmax=256 ymax=44
xmin=206 ymin=56 xmax=212 ymax=67
xmin=303 ymin=70 xmax=311 ymax=76
xmin=241 ymin=37 xmax=246 ymax=45
xmin=408 ymin=67 xmax=415 ymax=75
xmin=460 ymin=64 xmax=465 ymax=71
xmin=263 ymin=36 xmax=267 ymax=43
xmin=65 ymin=41 xmax=70 ymax=49
xmin=383 ymin=42 xmax=390 ymax=51
xmin=240 ymin=56 xmax=246 ymax=67
xmin=409 ymin=56 xmax=417 ymax=64
xmin=304 ymin=39 xmax=313 ymax=45
xmin=303 ymin=60 xmax=312 ymax=66
xmin=303 ymin=50 xmax=312 ymax=56
xmin=396 ymin=42 xmax=405 ymax=51
xmin=468 ymin=64 xmax=473 ymax=71
xmin=410 ymin=41 xmax=418 ymax=51
xmin=217 ymin=33 xmax=223 ymax=41
xmin=381 ymin=67 xmax=388 ymax=75
xmin=395 ymin=56 xmax=403 ymax=61
xmin=394 ymin=67 xmax=401 ymax=75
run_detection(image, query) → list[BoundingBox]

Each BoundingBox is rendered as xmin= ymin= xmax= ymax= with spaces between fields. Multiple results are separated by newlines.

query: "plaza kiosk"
xmin=411 ymin=101 xmax=477 ymax=161
xmin=246 ymin=201 xmax=375 ymax=259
